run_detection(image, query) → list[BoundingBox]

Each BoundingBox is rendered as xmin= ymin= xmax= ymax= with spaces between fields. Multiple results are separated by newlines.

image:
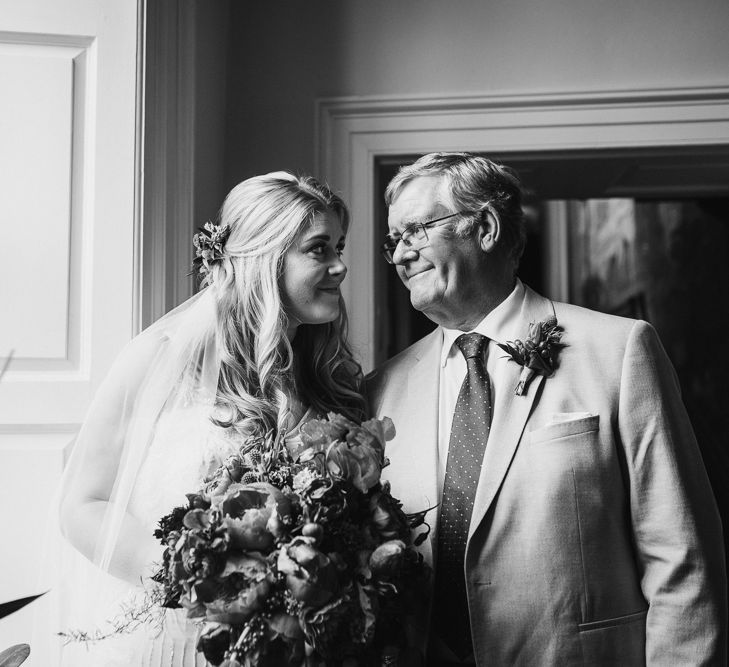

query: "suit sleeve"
xmin=618 ymin=320 xmax=727 ymax=666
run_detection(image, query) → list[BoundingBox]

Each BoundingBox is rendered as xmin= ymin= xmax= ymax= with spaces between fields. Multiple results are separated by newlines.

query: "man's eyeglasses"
xmin=380 ymin=211 xmax=475 ymax=264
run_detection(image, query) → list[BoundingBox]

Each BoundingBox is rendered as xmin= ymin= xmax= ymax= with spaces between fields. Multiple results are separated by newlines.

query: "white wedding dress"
xmin=60 ymin=401 xmax=311 ymax=667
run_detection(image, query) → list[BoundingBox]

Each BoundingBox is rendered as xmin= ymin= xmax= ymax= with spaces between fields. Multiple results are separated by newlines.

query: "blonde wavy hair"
xmin=201 ymin=171 xmax=364 ymax=436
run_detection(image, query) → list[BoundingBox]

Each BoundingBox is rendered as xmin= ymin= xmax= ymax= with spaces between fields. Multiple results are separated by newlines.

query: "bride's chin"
xmin=317 ymin=304 xmax=341 ymax=323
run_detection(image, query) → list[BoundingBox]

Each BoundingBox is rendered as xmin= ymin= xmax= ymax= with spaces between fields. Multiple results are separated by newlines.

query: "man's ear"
xmin=478 ymin=206 xmax=500 ymax=253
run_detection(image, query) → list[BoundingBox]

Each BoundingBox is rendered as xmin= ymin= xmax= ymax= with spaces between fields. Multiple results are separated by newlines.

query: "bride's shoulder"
xmin=98 ymin=327 xmax=179 ymax=400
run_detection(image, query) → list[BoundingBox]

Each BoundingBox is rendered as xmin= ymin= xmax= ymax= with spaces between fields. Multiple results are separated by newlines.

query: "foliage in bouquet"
xmin=152 ymin=414 xmax=431 ymax=666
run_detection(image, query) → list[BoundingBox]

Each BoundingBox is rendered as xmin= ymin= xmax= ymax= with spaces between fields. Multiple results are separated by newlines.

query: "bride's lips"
xmin=317 ymin=285 xmax=341 ymax=294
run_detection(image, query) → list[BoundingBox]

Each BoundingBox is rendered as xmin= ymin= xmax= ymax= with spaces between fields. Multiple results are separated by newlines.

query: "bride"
xmin=57 ymin=171 xmax=365 ymax=665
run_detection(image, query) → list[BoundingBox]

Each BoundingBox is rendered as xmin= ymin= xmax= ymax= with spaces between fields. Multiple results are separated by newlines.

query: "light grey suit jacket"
xmin=367 ymin=286 xmax=726 ymax=666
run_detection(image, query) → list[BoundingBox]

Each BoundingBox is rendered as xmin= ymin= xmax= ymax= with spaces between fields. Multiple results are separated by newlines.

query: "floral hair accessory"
xmin=192 ymin=221 xmax=231 ymax=275
xmin=496 ymin=314 xmax=564 ymax=396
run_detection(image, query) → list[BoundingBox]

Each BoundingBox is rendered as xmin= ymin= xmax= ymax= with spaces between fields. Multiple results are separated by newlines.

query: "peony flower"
xmin=299 ymin=414 xmax=354 ymax=453
xmin=369 ymin=540 xmax=407 ymax=580
xmin=218 ymin=482 xmax=292 ymax=552
xmin=220 ymin=551 xmax=270 ymax=579
xmin=219 ymin=482 xmax=280 ymax=517
xmin=204 ymin=579 xmax=271 ymax=624
xmin=277 ymin=536 xmax=340 ymax=607
xmin=325 ymin=436 xmax=383 ymax=493
xmin=298 ymin=414 xmax=394 ymax=492
xmin=359 ymin=416 xmax=395 ymax=451
xmin=222 ymin=509 xmax=273 ymax=552
xmin=183 ymin=508 xmax=213 ymax=531
xmin=174 ymin=518 xmax=229 ymax=581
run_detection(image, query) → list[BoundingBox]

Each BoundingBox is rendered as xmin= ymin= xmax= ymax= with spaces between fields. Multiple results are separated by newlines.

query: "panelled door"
xmin=0 ymin=1 xmax=141 ymax=663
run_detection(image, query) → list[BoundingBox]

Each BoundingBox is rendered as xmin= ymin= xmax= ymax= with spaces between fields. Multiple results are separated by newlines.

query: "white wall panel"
xmin=0 ymin=429 xmax=74 ymax=664
xmin=0 ymin=42 xmax=76 ymax=361
xmin=0 ymin=36 xmax=94 ymax=426
xmin=0 ymin=431 xmax=71 ymax=595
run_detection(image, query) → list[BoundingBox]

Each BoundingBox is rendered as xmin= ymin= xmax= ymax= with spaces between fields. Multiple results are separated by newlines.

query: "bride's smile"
xmin=280 ymin=209 xmax=347 ymax=336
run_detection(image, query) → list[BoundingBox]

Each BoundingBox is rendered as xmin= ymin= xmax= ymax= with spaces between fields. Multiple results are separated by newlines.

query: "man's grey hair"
xmin=384 ymin=152 xmax=527 ymax=266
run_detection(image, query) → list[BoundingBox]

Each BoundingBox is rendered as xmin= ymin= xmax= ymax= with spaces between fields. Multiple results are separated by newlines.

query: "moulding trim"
xmin=316 ymin=86 xmax=729 ymax=370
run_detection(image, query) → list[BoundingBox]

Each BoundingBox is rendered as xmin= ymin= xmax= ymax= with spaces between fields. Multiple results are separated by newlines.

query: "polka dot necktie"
xmin=433 ymin=332 xmax=492 ymax=661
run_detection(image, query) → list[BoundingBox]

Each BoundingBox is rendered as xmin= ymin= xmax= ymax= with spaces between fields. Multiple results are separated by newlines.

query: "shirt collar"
xmin=440 ymin=278 xmax=526 ymax=367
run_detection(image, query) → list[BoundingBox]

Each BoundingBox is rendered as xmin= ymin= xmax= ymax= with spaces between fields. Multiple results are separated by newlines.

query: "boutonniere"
xmin=496 ymin=314 xmax=564 ymax=396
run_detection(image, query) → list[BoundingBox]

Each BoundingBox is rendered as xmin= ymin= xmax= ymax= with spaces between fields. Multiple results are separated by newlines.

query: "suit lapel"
xmin=468 ymin=365 xmax=543 ymax=538
xmin=468 ymin=286 xmax=554 ymax=538
xmin=405 ymin=330 xmax=441 ymax=511
xmin=380 ymin=329 xmax=441 ymax=566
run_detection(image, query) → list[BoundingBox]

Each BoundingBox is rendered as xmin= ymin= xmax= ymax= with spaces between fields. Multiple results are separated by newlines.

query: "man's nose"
xmin=392 ymin=239 xmax=418 ymax=265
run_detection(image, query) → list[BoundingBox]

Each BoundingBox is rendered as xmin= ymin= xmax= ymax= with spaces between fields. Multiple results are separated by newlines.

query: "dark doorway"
xmin=374 ymin=146 xmax=729 ymax=361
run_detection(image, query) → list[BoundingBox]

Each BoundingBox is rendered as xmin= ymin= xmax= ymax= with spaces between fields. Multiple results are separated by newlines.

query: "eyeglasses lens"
xmin=381 ymin=225 xmax=429 ymax=264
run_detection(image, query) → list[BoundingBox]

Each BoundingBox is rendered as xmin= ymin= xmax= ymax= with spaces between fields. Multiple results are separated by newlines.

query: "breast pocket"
xmin=529 ymin=414 xmax=600 ymax=444
xmin=525 ymin=414 xmax=603 ymax=482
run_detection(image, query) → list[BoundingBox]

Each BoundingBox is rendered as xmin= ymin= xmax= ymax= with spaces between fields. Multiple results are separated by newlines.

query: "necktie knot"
xmin=455 ymin=332 xmax=488 ymax=360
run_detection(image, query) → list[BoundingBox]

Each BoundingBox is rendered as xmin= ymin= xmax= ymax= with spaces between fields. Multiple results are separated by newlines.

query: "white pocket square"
xmin=530 ymin=413 xmax=600 ymax=444
xmin=544 ymin=411 xmax=595 ymax=427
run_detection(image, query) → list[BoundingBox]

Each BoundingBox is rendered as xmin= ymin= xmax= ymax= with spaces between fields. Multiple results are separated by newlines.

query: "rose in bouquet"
xmin=152 ymin=413 xmax=431 ymax=666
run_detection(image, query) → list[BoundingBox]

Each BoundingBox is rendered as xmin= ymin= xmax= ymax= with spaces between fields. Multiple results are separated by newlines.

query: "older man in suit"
xmin=367 ymin=152 xmax=726 ymax=666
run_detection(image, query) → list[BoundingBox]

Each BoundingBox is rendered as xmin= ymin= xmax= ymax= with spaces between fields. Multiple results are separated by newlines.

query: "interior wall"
xmin=192 ymin=1 xmax=229 ymax=226
xmin=224 ymin=0 xmax=729 ymax=186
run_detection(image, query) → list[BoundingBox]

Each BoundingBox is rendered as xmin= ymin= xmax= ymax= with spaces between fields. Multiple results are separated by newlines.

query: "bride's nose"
xmin=329 ymin=256 xmax=347 ymax=278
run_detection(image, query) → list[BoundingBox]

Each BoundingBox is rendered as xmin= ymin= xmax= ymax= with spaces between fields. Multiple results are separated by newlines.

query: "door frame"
xmin=139 ymin=0 xmax=229 ymax=330
xmin=138 ymin=0 xmax=196 ymax=331
xmin=316 ymin=86 xmax=729 ymax=371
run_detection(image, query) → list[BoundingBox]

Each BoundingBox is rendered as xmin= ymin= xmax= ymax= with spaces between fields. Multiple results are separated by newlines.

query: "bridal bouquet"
xmin=152 ymin=413 xmax=431 ymax=666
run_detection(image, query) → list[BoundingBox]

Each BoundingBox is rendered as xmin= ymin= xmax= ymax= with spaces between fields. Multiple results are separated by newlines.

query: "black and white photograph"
xmin=1 ymin=1 xmax=728 ymax=665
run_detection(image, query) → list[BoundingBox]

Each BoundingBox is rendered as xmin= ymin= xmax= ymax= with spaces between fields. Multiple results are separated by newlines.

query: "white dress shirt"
xmin=436 ymin=279 xmax=526 ymax=497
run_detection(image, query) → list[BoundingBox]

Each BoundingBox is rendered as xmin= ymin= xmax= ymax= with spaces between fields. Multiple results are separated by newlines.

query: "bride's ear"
xmin=478 ymin=206 xmax=500 ymax=253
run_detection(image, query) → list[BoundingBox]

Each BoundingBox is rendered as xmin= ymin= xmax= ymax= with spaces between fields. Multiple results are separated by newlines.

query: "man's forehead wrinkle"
xmin=387 ymin=176 xmax=453 ymax=233
xmin=391 ymin=197 xmax=451 ymax=223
